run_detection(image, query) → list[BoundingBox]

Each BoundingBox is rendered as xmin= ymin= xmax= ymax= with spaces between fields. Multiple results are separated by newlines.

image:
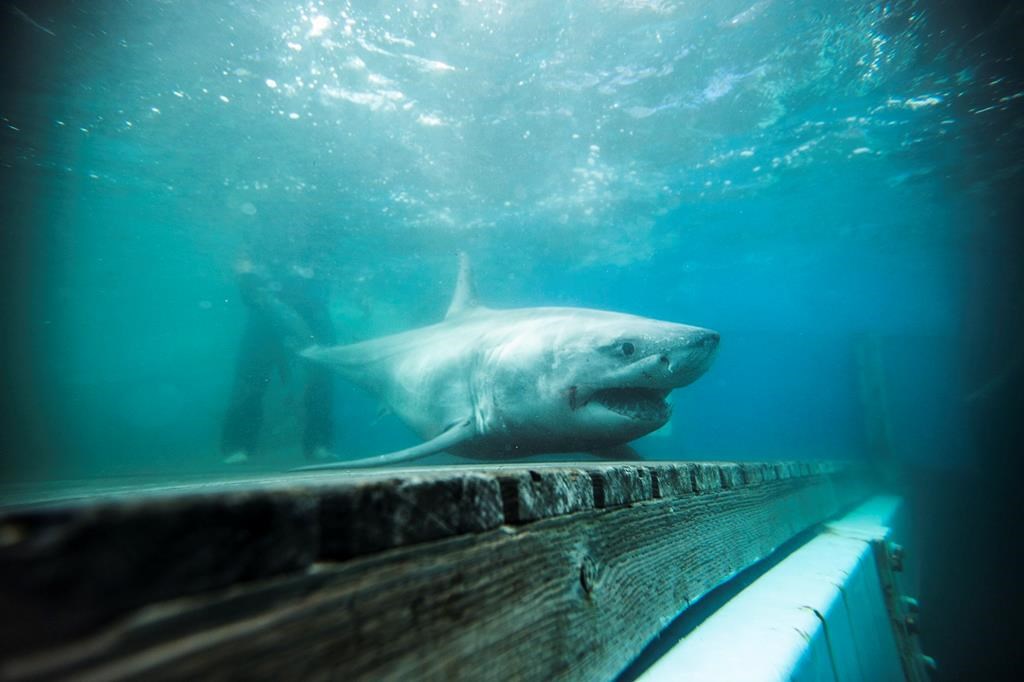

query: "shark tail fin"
xmin=292 ymin=418 xmax=475 ymax=471
xmin=299 ymin=343 xmax=366 ymax=383
xmin=445 ymin=251 xmax=483 ymax=319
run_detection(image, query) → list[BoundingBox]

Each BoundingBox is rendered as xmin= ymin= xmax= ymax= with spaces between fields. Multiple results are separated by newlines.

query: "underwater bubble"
xmin=240 ymin=202 xmax=258 ymax=215
xmin=308 ymin=15 xmax=331 ymax=38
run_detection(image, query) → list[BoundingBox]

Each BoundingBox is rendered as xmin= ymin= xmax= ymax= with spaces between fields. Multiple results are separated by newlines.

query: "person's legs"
xmin=221 ymin=317 xmax=278 ymax=462
xmin=302 ymin=364 xmax=333 ymax=459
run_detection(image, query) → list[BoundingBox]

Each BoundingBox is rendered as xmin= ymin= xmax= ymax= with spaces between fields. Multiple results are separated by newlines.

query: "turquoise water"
xmin=1 ymin=3 xmax=1022 ymax=678
xmin=0 ymin=1 xmax=1020 ymax=480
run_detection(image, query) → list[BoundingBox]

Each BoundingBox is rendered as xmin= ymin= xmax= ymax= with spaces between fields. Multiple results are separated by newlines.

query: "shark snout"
xmin=691 ymin=329 xmax=720 ymax=351
xmin=665 ymin=329 xmax=719 ymax=381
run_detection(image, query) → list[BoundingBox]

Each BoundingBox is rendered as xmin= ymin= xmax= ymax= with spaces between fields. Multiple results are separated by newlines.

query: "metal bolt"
xmin=921 ymin=655 xmax=937 ymax=672
xmin=0 ymin=522 xmax=25 ymax=548
xmin=888 ymin=542 xmax=905 ymax=572
xmin=901 ymin=596 xmax=920 ymax=613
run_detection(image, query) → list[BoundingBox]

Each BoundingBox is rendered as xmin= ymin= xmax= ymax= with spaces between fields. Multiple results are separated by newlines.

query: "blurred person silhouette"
xmin=221 ymin=228 xmax=337 ymax=465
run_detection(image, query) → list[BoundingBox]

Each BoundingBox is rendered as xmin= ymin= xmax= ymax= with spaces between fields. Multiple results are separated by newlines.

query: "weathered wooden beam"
xmin=493 ymin=465 xmax=595 ymax=523
xmin=0 ymin=488 xmax=320 ymax=658
xmin=0 ymin=461 xmax=871 ymax=681
xmin=314 ymin=472 xmax=504 ymax=560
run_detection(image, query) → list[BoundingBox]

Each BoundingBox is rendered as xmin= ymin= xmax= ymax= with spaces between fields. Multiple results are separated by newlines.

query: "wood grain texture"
xmin=315 ymin=472 xmax=504 ymax=560
xmin=0 ymin=489 xmax=319 ymax=658
xmin=495 ymin=467 xmax=595 ymax=523
xmin=587 ymin=463 xmax=655 ymax=507
xmin=0 ymin=461 xmax=871 ymax=681
xmin=688 ymin=461 xmax=724 ymax=492
xmin=646 ymin=462 xmax=692 ymax=498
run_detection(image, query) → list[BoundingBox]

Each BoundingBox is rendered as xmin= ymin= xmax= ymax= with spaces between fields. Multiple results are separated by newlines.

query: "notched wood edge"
xmin=584 ymin=464 xmax=655 ymax=508
xmin=718 ymin=463 xmax=744 ymax=489
xmin=643 ymin=463 xmax=693 ymax=498
xmin=316 ymin=473 xmax=504 ymax=561
xmin=496 ymin=468 xmax=595 ymax=524
xmin=687 ymin=462 xmax=724 ymax=493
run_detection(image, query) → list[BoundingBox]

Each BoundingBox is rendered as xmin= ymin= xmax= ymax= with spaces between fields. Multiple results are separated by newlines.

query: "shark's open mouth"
xmin=590 ymin=387 xmax=670 ymax=421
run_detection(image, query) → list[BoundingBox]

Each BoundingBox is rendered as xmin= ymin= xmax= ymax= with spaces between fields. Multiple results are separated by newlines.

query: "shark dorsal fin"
xmin=445 ymin=251 xmax=482 ymax=319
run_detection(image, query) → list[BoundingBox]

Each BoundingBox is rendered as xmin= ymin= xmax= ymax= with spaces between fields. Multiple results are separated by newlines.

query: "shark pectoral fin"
xmin=590 ymin=443 xmax=644 ymax=461
xmin=291 ymin=419 xmax=476 ymax=472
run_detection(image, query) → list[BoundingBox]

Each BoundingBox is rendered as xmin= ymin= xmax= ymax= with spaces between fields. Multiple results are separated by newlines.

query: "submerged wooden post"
xmin=0 ymin=461 xmax=871 ymax=681
xmin=855 ymin=333 xmax=895 ymax=473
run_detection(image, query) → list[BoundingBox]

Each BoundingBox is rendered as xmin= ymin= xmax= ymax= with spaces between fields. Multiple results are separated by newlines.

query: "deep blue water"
xmin=1 ymin=1 xmax=1022 ymax=677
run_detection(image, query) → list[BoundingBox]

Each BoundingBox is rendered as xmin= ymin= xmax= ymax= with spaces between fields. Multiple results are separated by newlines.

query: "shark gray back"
xmin=300 ymin=254 xmax=719 ymax=469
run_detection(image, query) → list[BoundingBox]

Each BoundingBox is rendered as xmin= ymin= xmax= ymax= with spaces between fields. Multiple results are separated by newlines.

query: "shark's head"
xmin=476 ymin=308 xmax=719 ymax=449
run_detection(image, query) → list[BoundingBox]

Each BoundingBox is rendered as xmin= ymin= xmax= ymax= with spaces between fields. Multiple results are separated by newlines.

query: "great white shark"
xmin=298 ymin=254 xmax=719 ymax=469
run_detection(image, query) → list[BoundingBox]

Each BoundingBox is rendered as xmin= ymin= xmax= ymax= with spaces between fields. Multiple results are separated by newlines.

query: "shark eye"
xmin=621 ymin=342 xmax=636 ymax=356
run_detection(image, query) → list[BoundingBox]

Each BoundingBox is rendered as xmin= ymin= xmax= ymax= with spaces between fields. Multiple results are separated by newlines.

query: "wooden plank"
xmin=688 ymin=462 xmax=724 ymax=492
xmin=0 ymin=469 xmax=507 ymax=659
xmin=586 ymin=463 xmax=655 ymax=507
xmin=717 ymin=462 xmax=744 ymax=489
xmin=0 ymin=488 xmax=319 ymax=658
xmin=645 ymin=463 xmax=692 ymax=498
xmin=0 ymin=462 xmax=870 ymax=681
xmin=314 ymin=472 xmax=504 ymax=560
xmin=854 ymin=333 xmax=895 ymax=464
xmin=494 ymin=467 xmax=595 ymax=523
